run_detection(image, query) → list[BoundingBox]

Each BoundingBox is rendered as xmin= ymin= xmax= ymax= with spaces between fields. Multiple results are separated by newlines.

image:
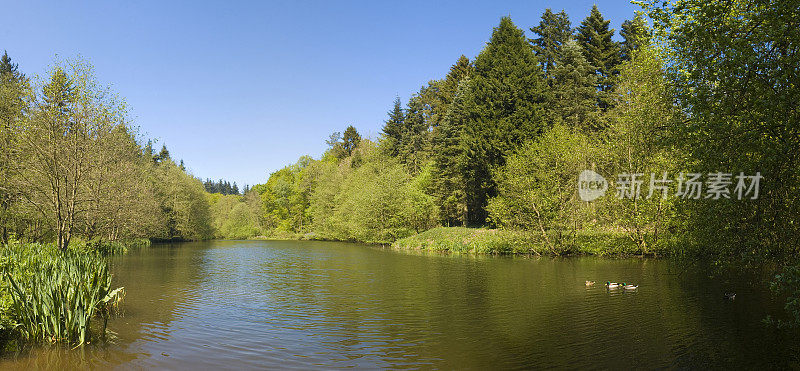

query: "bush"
xmin=766 ymin=264 xmax=800 ymax=329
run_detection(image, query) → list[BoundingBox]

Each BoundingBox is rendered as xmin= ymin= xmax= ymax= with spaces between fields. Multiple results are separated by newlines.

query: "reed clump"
xmin=0 ymin=241 xmax=125 ymax=346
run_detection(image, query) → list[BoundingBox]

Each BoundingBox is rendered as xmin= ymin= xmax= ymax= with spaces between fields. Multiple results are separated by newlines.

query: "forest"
xmin=0 ymin=0 xmax=799 ymax=346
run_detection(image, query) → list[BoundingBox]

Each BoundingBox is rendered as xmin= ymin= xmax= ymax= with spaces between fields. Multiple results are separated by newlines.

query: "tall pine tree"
xmin=459 ymin=17 xmax=550 ymax=224
xmin=620 ymin=12 xmax=650 ymax=61
xmin=381 ymin=96 xmax=404 ymax=157
xmin=0 ymin=51 xmax=27 ymax=244
xmin=401 ymin=90 xmax=432 ymax=174
xmin=427 ymin=56 xmax=474 ymax=225
xmin=341 ymin=125 xmax=361 ymax=157
xmin=432 ymin=77 xmax=473 ymax=225
xmin=529 ymin=9 xmax=573 ymax=76
xmin=551 ymin=40 xmax=599 ymax=130
xmin=575 ymin=5 xmax=621 ymax=107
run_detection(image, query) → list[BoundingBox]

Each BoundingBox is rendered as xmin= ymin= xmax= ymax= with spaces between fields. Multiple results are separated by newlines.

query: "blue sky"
xmin=1 ymin=0 xmax=639 ymax=187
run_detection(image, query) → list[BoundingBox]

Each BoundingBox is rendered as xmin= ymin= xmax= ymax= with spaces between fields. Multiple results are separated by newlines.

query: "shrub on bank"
xmin=392 ymin=227 xmax=643 ymax=256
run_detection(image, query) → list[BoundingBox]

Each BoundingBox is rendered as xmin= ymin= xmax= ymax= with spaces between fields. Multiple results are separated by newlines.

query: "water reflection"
xmin=1 ymin=240 xmax=797 ymax=369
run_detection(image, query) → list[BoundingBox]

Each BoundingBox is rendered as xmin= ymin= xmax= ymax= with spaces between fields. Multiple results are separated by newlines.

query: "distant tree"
xmin=575 ymin=5 xmax=621 ymax=107
xmin=551 ymin=40 xmax=599 ymax=130
xmin=529 ymin=9 xmax=573 ymax=76
xmin=0 ymin=51 xmax=22 ymax=78
xmin=325 ymin=131 xmax=346 ymax=159
xmin=0 ymin=50 xmax=28 ymax=243
xmin=156 ymin=144 xmax=171 ymax=163
xmin=143 ymin=140 xmax=155 ymax=161
xmin=400 ymin=92 xmax=431 ymax=174
xmin=430 ymin=55 xmax=472 ymax=125
xmin=381 ymin=97 xmax=404 ymax=156
xmin=203 ymin=178 xmax=242 ymax=195
xmin=620 ymin=12 xmax=650 ymax=61
xmin=341 ymin=125 xmax=361 ymax=157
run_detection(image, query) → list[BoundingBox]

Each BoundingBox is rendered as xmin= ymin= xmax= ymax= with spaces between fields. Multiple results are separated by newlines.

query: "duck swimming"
xmin=622 ymin=283 xmax=638 ymax=290
xmin=606 ymin=281 xmax=621 ymax=289
xmin=585 ymin=281 xmax=595 ymax=286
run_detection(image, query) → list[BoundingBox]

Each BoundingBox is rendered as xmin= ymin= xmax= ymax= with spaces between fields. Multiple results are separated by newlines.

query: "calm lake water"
xmin=1 ymin=240 xmax=798 ymax=369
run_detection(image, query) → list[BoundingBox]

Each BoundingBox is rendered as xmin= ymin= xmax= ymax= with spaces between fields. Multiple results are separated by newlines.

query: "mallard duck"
xmin=585 ymin=280 xmax=596 ymax=286
xmin=622 ymin=283 xmax=638 ymax=290
xmin=606 ymin=281 xmax=621 ymax=289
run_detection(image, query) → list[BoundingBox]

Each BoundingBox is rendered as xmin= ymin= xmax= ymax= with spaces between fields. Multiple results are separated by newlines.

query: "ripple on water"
xmin=1 ymin=240 xmax=796 ymax=369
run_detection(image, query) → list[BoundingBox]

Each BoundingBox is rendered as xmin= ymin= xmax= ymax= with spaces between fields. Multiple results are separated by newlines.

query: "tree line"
xmin=3 ymin=1 xmax=798 ymax=265
xmin=212 ymin=2 xmax=799 ymax=264
xmin=0 ymin=55 xmax=214 ymax=248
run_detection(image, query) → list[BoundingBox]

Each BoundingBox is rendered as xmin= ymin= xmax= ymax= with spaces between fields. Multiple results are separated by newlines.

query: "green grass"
xmin=392 ymin=227 xmax=642 ymax=256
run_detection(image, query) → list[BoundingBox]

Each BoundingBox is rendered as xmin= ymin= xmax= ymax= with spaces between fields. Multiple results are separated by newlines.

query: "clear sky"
xmin=1 ymin=0 xmax=639 ymax=187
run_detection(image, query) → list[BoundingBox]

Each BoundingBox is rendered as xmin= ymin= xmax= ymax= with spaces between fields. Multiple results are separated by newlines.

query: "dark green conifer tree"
xmin=620 ymin=13 xmax=650 ymax=61
xmin=156 ymin=145 xmax=171 ymax=163
xmin=529 ymin=9 xmax=572 ymax=76
xmin=458 ymin=17 xmax=550 ymax=224
xmin=381 ymin=97 xmax=404 ymax=156
xmin=551 ymin=40 xmax=599 ymax=130
xmin=575 ymin=5 xmax=621 ymax=107
xmin=400 ymin=93 xmax=431 ymax=174
xmin=341 ymin=125 xmax=361 ymax=157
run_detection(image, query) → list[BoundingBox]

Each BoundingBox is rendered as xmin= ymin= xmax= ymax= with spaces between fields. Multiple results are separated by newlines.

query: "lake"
xmin=1 ymin=240 xmax=797 ymax=369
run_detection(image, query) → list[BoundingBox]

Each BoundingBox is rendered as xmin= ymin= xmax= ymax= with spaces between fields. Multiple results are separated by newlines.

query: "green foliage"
xmin=0 ymin=51 xmax=29 ymax=245
xmin=551 ymin=40 xmax=599 ymax=130
xmin=151 ymin=159 xmax=214 ymax=241
xmin=258 ymin=158 xmax=312 ymax=234
xmin=0 ymin=242 xmax=124 ymax=345
xmin=767 ymin=264 xmax=800 ymax=329
xmin=459 ymin=16 xmax=550 ymax=224
xmin=311 ymin=143 xmax=437 ymax=243
xmin=400 ymin=90 xmax=433 ymax=174
xmin=381 ymin=96 xmax=404 ymax=157
xmin=341 ymin=125 xmax=361 ymax=157
xmin=488 ymin=124 xmax=595 ymax=254
xmin=203 ymin=178 xmax=240 ymax=195
xmin=431 ymin=77 xmax=472 ymax=226
xmin=529 ymin=8 xmax=573 ymax=76
xmin=575 ymin=5 xmax=621 ymax=107
xmin=645 ymin=0 xmax=800 ymax=261
xmin=620 ymin=12 xmax=650 ymax=61
xmin=598 ymin=44 xmax=679 ymax=255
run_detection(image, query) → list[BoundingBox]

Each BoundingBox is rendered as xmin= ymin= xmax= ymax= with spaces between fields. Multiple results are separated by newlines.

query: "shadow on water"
xmin=1 ymin=240 xmax=798 ymax=369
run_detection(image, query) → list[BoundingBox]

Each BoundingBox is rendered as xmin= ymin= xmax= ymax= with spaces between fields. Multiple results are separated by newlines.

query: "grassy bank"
xmin=392 ymin=227 xmax=644 ymax=256
xmin=0 ymin=241 xmax=127 ymax=350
